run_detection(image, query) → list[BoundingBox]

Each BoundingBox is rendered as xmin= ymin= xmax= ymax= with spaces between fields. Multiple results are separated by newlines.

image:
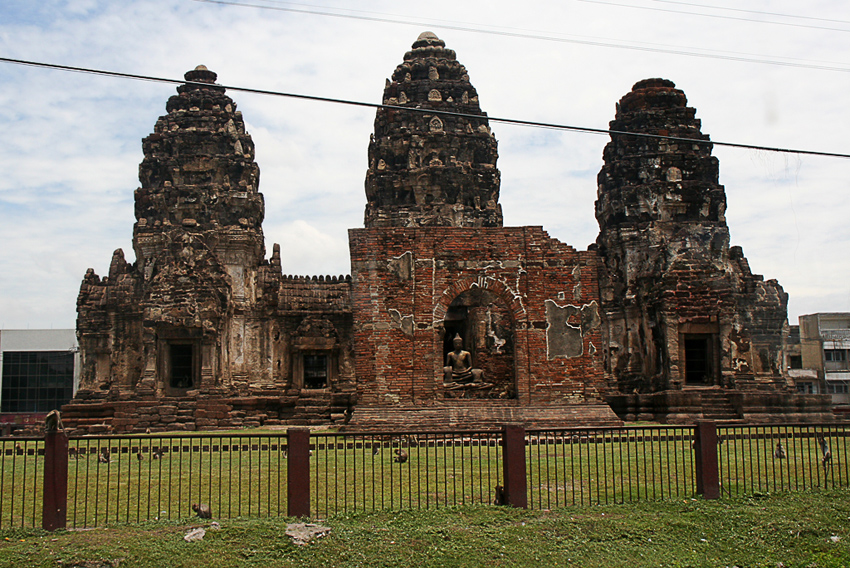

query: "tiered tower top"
xmin=596 ymin=78 xmax=726 ymax=231
xmin=133 ymin=66 xmax=264 ymax=267
xmin=364 ymin=32 xmax=502 ymax=228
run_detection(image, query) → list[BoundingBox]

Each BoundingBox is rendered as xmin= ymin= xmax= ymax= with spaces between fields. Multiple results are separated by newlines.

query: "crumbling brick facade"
xmin=69 ymin=67 xmax=355 ymax=432
xmin=595 ymin=79 xmax=828 ymax=421
xmin=364 ymin=32 xmax=502 ymax=229
xmin=66 ymin=38 xmax=830 ymax=433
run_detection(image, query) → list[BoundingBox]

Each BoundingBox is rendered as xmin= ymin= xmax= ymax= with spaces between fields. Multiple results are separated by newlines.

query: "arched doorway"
xmin=441 ymin=288 xmax=516 ymax=398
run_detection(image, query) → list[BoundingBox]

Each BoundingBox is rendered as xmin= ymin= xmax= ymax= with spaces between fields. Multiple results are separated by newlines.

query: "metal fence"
xmin=0 ymin=438 xmax=44 ymax=529
xmin=1 ymin=421 xmax=848 ymax=530
xmin=526 ymin=426 xmax=696 ymax=509
xmin=309 ymin=430 xmax=503 ymax=518
xmin=64 ymin=434 xmax=288 ymax=528
xmin=718 ymin=424 xmax=848 ymax=496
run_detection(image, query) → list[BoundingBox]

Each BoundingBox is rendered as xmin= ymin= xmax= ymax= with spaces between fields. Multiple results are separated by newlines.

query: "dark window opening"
xmin=303 ymin=354 xmax=328 ymax=389
xmin=825 ymin=349 xmax=847 ymax=361
xmin=684 ymin=335 xmax=713 ymax=385
xmin=170 ymin=344 xmax=194 ymax=389
xmin=788 ymin=355 xmax=803 ymax=369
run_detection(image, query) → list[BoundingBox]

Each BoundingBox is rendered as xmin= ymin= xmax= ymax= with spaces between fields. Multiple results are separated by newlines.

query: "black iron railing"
xmin=1 ymin=421 xmax=848 ymax=530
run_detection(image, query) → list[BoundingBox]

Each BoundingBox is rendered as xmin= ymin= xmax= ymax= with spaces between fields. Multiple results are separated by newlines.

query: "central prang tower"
xmin=364 ymin=31 xmax=502 ymax=228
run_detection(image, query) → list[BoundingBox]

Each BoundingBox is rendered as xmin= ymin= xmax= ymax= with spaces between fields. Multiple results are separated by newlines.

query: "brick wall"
xmin=349 ymin=226 xmax=606 ymax=407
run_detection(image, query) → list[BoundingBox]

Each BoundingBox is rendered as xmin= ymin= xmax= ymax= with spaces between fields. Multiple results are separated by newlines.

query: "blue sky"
xmin=1 ymin=0 xmax=849 ymax=329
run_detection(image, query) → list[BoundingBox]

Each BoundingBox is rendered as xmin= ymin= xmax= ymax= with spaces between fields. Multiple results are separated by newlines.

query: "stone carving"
xmin=69 ymin=66 xmax=355 ymax=433
xmin=364 ymin=32 xmax=502 ymax=228
xmin=443 ymin=334 xmax=490 ymax=390
xmin=595 ymin=78 xmax=789 ymax=393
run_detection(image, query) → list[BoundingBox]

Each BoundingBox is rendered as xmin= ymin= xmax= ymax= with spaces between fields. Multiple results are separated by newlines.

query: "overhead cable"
xmin=189 ymin=0 xmax=850 ymax=73
xmin=2 ymin=56 xmax=849 ymax=160
xmin=579 ymin=0 xmax=850 ymax=33
xmin=650 ymin=0 xmax=850 ymax=25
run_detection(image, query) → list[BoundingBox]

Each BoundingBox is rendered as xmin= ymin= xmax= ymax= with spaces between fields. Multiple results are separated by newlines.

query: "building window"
xmin=827 ymin=382 xmax=849 ymax=395
xmin=1 ymin=351 xmax=75 ymax=413
xmin=796 ymin=381 xmax=817 ymax=395
xmin=788 ymin=355 xmax=803 ymax=369
xmin=825 ymin=349 xmax=846 ymax=362
xmin=303 ymin=354 xmax=328 ymax=389
xmin=825 ymin=349 xmax=850 ymax=371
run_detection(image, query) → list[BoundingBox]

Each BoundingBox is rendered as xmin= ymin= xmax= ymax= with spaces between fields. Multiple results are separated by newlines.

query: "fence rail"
xmin=1 ymin=421 xmax=847 ymax=530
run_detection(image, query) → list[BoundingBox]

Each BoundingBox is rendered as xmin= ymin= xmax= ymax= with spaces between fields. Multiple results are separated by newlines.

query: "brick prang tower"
xmin=364 ymin=31 xmax=502 ymax=228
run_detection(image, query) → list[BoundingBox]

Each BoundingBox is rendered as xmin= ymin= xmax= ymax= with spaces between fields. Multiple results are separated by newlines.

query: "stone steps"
xmin=699 ymin=389 xmax=741 ymax=422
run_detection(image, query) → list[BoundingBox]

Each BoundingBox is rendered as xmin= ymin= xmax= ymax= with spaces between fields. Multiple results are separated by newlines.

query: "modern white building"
xmin=0 ymin=329 xmax=79 ymax=427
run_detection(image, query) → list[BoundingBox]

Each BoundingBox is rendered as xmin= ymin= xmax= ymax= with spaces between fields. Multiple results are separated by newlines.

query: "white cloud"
xmin=1 ymin=0 xmax=849 ymax=328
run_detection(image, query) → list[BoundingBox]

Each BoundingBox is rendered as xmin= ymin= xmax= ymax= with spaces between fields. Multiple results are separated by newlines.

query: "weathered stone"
xmin=364 ymin=32 xmax=502 ymax=229
xmin=63 ymin=41 xmax=830 ymax=434
xmin=592 ymin=79 xmax=829 ymax=420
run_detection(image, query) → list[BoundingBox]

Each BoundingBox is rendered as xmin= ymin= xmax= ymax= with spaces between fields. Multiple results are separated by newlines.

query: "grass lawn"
xmin=0 ymin=489 xmax=848 ymax=568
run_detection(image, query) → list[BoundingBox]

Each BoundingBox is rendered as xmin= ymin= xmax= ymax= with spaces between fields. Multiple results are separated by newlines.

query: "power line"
xmin=650 ymin=0 xmax=850 ymax=26
xmin=579 ymin=0 xmax=850 ymax=33
xmin=189 ymin=0 xmax=850 ymax=73
xmin=2 ymin=56 xmax=849 ymax=160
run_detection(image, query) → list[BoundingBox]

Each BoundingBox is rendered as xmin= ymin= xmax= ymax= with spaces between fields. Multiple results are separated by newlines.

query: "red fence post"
xmin=502 ymin=424 xmax=528 ymax=509
xmin=694 ymin=421 xmax=720 ymax=499
xmin=287 ymin=428 xmax=311 ymax=518
xmin=42 ymin=431 xmax=69 ymax=531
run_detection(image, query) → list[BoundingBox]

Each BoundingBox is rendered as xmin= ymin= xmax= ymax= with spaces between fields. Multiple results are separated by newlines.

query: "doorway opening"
xmin=683 ymin=334 xmax=716 ymax=385
xmin=170 ymin=343 xmax=194 ymax=389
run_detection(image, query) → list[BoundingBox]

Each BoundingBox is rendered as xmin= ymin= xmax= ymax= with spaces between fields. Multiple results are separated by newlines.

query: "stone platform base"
xmin=343 ymin=402 xmax=622 ymax=431
xmin=61 ymin=389 xmax=354 ymax=435
xmin=606 ymin=387 xmax=835 ymax=424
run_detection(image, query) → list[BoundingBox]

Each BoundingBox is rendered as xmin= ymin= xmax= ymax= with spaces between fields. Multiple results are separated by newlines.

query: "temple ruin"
xmin=63 ymin=34 xmax=831 ymax=433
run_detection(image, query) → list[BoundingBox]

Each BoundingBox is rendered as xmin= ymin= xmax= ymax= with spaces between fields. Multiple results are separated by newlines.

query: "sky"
xmin=1 ymin=0 xmax=849 ymax=330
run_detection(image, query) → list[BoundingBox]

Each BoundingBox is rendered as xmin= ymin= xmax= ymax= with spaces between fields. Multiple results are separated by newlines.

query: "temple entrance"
xmin=169 ymin=343 xmax=195 ymax=389
xmin=683 ymin=334 xmax=716 ymax=385
xmin=442 ymin=288 xmax=515 ymax=398
xmin=303 ymin=353 xmax=329 ymax=389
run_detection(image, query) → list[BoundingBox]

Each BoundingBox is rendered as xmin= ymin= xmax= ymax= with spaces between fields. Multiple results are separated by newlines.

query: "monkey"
xmin=136 ymin=452 xmax=144 ymax=462
xmin=15 ymin=443 xmax=23 ymax=455
xmin=493 ymin=485 xmax=506 ymax=506
xmin=393 ymin=448 xmax=408 ymax=463
xmin=68 ymin=447 xmax=77 ymax=459
xmin=774 ymin=441 xmax=787 ymax=460
xmin=44 ymin=410 xmax=64 ymax=432
xmin=372 ymin=444 xmax=380 ymax=456
xmin=99 ymin=448 xmax=111 ymax=463
xmin=192 ymin=503 xmax=212 ymax=519
xmin=818 ymin=436 xmax=832 ymax=471
xmin=145 ymin=428 xmax=151 ymax=434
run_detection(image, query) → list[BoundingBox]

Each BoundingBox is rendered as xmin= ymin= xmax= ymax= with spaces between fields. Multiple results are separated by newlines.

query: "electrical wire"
xmin=578 ymin=0 xmax=850 ymax=33
xmin=650 ymin=0 xmax=850 ymax=25
xmin=189 ymin=0 xmax=850 ymax=73
xmin=2 ymin=55 xmax=849 ymax=159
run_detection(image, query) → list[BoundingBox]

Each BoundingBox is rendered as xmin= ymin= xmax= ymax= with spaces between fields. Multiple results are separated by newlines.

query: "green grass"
xmin=0 ymin=490 xmax=848 ymax=567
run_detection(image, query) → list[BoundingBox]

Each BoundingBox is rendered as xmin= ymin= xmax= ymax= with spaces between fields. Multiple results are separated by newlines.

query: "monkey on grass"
xmin=193 ymin=503 xmax=212 ymax=519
